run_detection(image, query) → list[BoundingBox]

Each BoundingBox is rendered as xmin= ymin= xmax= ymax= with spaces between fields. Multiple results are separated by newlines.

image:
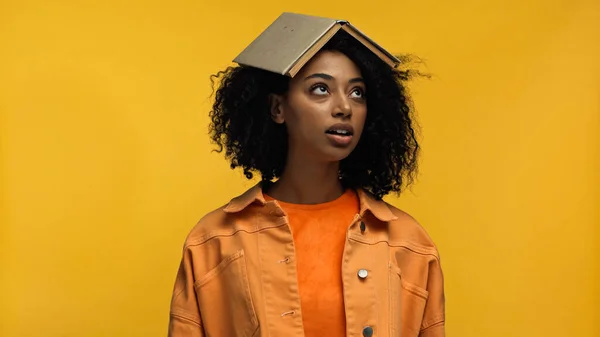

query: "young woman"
xmin=168 ymin=15 xmax=445 ymax=337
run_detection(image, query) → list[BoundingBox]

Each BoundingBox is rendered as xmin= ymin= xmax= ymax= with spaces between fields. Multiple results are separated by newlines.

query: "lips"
xmin=325 ymin=123 xmax=354 ymax=136
xmin=325 ymin=123 xmax=354 ymax=147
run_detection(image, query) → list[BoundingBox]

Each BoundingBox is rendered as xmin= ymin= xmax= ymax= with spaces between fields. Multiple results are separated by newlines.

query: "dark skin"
xmin=267 ymin=50 xmax=368 ymax=204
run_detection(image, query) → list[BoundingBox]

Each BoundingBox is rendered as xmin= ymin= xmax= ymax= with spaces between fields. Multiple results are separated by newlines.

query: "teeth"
xmin=329 ymin=130 xmax=350 ymax=135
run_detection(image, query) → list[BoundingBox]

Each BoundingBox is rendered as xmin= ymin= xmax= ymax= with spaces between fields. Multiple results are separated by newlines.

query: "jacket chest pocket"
xmin=389 ymin=264 xmax=429 ymax=337
xmin=194 ymin=250 xmax=259 ymax=337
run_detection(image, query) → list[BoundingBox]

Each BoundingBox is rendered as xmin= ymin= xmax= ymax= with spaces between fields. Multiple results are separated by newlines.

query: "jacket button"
xmin=359 ymin=221 xmax=366 ymax=232
xmin=357 ymin=269 xmax=368 ymax=279
xmin=362 ymin=326 xmax=374 ymax=337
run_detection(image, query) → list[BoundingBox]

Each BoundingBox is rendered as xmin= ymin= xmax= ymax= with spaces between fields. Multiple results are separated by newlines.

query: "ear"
xmin=269 ymin=94 xmax=285 ymax=124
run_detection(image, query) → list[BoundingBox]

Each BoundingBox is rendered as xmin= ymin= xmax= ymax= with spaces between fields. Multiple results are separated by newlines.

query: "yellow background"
xmin=1 ymin=0 xmax=598 ymax=336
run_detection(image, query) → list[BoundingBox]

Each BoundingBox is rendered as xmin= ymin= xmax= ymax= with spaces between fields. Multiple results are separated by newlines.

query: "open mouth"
xmin=325 ymin=123 xmax=355 ymax=147
xmin=325 ymin=129 xmax=353 ymax=136
xmin=325 ymin=123 xmax=354 ymax=137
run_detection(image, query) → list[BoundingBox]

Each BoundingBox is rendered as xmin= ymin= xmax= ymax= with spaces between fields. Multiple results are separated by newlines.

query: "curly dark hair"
xmin=209 ymin=30 xmax=420 ymax=199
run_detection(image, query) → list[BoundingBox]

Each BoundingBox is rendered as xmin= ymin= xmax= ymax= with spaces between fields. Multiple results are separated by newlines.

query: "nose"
xmin=332 ymin=96 xmax=352 ymax=118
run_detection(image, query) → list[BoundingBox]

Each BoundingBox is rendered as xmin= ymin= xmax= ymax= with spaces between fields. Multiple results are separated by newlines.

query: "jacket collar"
xmin=223 ymin=182 xmax=397 ymax=222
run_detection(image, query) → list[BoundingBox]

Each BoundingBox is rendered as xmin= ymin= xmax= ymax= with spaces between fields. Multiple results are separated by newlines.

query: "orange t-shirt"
xmin=265 ymin=189 xmax=359 ymax=337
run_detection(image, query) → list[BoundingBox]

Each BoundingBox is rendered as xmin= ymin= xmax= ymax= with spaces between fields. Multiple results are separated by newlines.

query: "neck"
xmin=266 ymin=154 xmax=344 ymax=205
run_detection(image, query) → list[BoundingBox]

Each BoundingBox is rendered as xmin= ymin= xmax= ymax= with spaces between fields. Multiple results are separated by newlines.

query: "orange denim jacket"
xmin=168 ymin=184 xmax=445 ymax=337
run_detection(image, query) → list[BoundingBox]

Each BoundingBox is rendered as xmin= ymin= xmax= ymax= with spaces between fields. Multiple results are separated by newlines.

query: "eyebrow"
xmin=304 ymin=73 xmax=365 ymax=84
xmin=304 ymin=73 xmax=334 ymax=81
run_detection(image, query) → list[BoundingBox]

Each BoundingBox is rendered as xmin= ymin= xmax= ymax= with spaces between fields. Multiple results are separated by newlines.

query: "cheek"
xmin=284 ymin=112 xmax=312 ymax=144
xmin=285 ymin=102 xmax=328 ymax=137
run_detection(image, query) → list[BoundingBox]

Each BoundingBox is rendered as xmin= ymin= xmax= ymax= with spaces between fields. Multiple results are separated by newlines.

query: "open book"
xmin=233 ymin=12 xmax=400 ymax=77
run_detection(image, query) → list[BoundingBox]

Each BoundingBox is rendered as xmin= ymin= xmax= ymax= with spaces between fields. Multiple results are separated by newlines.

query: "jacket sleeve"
xmin=419 ymin=255 xmax=445 ymax=337
xmin=168 ymin=247 xmax=204 ymax=337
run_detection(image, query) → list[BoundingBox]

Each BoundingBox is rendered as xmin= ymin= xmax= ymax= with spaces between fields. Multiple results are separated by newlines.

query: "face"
xmin=270 ymin=50 xmax=367 ymax=163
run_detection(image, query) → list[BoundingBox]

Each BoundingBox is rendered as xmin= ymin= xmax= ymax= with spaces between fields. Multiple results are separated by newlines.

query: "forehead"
xmin=295 ymin=50 xmax=362 ymax=78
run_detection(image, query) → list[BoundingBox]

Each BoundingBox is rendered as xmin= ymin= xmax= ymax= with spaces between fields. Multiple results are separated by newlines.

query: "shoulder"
xmin=185 ymin=184 xmax=264 ymax=247
xmin=182 ymin=204 xmax=233 ymax=247
xmin=384 ymin=202 xmax=440 ymax=258
xmin=181 ymin=184 xmax=266 ymax=248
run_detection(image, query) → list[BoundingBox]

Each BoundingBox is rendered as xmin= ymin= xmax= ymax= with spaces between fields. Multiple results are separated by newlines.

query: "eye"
xmin=350 ymin=88 xmax=365 ymax=99
xmin=310 ymin=84 xmax=329 ymax=96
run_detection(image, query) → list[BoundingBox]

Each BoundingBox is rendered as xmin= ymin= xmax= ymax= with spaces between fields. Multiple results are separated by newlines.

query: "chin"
xmin=320 ymin=146 xmax=356 ymax=163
